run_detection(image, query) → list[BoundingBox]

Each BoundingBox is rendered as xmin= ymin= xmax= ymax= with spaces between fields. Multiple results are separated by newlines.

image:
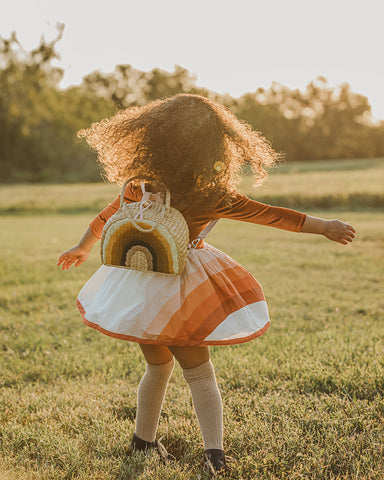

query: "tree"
xmin=80 ymin=64 xmax=207 ymax=108
xmin=0 ymin=26 xmax=112 ymax=182
xmin=1 ymin=27 xmax=383 ymax=184
xmin=233 ymin=77 xmax=379 ymax=160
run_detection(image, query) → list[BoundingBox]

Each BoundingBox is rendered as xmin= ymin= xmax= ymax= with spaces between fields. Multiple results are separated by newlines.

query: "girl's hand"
xmin=323 ymin=219 xmax=356 ymax=245
xmin=57 ymin=246 xmax=90 ymax=270
xmin=57 ymin=227 xmax=99 ymax=270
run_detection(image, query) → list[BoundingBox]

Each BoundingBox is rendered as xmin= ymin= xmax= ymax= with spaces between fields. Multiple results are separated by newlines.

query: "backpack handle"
xmin=119 ymin=176 xmax=171 ymax=233
xmin=119 ymin=176 xmax=171 ymax=213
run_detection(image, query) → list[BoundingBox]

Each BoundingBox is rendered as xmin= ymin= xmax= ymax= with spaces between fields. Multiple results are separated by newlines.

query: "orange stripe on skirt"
xmin=141 ymin=256 xmax=231 ymax=336
xmin=152 ymin=265 xmax=264 ymax=342
xmin=140 ymin=255 xmax=225 ymax=336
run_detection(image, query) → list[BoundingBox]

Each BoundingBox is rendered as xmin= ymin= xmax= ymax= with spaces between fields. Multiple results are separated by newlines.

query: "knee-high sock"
xmin=183 ymin=360 xmax=223 ymax=450
xmin=135 ymin=358 xmax=175 ymax=443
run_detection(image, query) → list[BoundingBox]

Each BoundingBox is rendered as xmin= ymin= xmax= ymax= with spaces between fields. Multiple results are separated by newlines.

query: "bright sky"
xmin=2 ymin=0 xmax=384 ymax=120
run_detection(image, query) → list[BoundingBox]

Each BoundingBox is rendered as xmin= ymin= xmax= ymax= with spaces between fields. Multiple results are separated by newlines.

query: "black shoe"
xmin=130 ymin=433 xmax=174 ymax=463
xmin=204 ymin=449 xmax=229 ymax=477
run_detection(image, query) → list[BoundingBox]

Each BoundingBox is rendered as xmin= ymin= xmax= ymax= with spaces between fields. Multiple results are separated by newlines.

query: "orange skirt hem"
xmin=76 ymin=299 xmax=269 ymax=347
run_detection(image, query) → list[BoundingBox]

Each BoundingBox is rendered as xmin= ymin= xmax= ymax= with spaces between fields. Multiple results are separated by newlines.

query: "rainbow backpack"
xmin=101 ymin=178 xmax=217 ymax=275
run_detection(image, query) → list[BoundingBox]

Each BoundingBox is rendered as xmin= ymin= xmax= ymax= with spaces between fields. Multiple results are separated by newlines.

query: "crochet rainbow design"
xmin=101 ymin=200 xmax=189 ymax=275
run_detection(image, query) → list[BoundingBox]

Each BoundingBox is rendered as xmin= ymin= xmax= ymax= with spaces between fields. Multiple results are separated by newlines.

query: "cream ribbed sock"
xmin=135 ymin=358 xmax=175 ymax=443
xmin=183 ymin=360 xmax=223 ymax=450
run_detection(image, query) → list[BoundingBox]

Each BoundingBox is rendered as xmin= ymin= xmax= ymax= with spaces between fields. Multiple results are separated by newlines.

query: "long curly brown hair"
xmin=78 ymin=94 xmax=280 ymax=208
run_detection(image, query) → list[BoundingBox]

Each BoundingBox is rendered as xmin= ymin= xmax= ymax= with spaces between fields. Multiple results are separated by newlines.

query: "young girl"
xmin=58 ymin=94 xmax=355 ymax=476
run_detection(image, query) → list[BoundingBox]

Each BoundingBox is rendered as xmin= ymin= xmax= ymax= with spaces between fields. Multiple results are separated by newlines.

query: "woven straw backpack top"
xmin=101 ymin=178 xmax=191 ymax=274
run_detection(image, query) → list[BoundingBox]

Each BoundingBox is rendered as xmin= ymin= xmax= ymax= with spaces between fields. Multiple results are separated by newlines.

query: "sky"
xmin=1 ymin=0 xmax=384 ymax=120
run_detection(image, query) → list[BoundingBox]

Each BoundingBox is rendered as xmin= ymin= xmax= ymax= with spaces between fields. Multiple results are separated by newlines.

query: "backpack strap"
xmin=140 ymin=182 xmax=152 ymax=202
xmin=140 ymin=181 xmax=163 ymax=203
xmin=189 ymin=220 xmax=219 ymax=249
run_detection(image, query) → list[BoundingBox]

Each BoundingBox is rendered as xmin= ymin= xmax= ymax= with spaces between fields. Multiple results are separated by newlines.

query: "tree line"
xmin=1 ymin=27 xmax=383 ymax=183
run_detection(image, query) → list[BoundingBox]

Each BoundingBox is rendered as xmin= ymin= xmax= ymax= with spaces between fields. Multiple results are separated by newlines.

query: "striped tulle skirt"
xmin=76 ymin=244 xmax=270 ymax=346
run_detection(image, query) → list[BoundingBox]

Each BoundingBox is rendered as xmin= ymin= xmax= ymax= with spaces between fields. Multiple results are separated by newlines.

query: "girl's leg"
xmin=135 ymin=345 xmax=174 ymax=443
xmin=169 ymin=346 xmax=223 ymax=451
xmin=168 ymin=345 xmax=210 ymax=369
xmin=139 ymin=344 xmax=174 ymax=365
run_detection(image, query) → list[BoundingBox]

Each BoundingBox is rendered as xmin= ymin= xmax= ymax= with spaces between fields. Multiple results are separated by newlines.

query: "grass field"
xmin=0 ymin=158 xmax=383 ymax=214
xmin=0 ymin=159 xmax=383 ymax=479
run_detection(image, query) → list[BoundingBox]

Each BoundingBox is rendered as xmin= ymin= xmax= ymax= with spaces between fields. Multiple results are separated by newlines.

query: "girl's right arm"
xmin=57 ymin=227 xmax=99 ymax=270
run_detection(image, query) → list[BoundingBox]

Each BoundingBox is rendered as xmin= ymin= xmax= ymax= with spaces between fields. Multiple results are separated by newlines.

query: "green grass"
xmin=0 ymin=158 xmax=383 ymax=214
xmin=241 ymin=157 xmax=384 ymax=210
xmin=0 ymin=159 xmax=384 ymax=479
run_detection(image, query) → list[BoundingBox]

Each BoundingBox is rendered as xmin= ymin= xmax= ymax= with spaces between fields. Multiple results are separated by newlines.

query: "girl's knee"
xmin=139 ymin=344 xmax=173 ymax=365
xmin=169 ymin=346 xmax=210 ymax=369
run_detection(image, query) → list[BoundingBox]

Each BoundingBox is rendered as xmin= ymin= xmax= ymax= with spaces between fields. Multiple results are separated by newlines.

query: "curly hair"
xmin=78 ymin=94 xmax=280 ymax=208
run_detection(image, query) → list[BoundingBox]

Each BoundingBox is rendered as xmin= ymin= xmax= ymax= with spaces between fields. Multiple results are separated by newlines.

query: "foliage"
xmin=1 ymin=29 xmax=384 ymax=183
xmin=81 ymin=64 xmax=209 ymax=108
xmin=0 ymin=27 xmax=113 ymax=183
xmin=231 ymin=78 xmax=384 ymax=160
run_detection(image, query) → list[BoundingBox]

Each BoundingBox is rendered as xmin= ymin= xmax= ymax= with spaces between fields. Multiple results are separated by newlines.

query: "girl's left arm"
xmin=215 ymin=194 xmax=355 ymax=244
xmin=57 ymin=183 xmax=142 ymax=271
xmin=301 ymin=215 xmax=355 ymax=245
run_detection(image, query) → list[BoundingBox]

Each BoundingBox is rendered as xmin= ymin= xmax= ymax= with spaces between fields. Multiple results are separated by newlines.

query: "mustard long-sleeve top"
xmin=89 ymin=183 xmax=307 ymax=245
